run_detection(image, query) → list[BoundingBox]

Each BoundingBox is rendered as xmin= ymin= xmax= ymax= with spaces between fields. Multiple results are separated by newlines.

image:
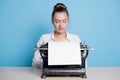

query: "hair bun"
xmin=54 ymin=3 xmax=67 ymax=11
xmin=52 ymin=3 xmax=69 ymax=21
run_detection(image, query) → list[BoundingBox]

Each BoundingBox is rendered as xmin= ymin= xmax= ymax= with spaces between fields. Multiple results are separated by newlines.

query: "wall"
xmin=0 ymin=0 xmax=120 ymax=67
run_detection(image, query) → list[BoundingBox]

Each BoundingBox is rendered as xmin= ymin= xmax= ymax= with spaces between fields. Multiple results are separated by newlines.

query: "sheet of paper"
xmin=48 ymin=42 xmax=81 ymax=65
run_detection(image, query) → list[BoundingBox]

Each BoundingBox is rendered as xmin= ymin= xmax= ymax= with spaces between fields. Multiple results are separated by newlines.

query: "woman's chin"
xmin=57 ymin=30 xmax=66 ymax=34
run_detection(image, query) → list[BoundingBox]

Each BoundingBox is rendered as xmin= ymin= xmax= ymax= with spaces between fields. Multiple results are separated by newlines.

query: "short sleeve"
xmin=75 ymin=35 xmax=81 ymax=43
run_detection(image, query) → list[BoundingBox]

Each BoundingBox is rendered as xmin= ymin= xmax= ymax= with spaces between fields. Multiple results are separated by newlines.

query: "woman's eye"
xmin=63 ymin=20 xmax=67 ymax=23
xmin=55 ymin=20 xmax=59 ymax=23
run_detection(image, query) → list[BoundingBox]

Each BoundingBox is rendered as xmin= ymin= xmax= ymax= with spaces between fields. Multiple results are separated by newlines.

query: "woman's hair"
xmin=52 ymin=3 xmax=69 ymax=22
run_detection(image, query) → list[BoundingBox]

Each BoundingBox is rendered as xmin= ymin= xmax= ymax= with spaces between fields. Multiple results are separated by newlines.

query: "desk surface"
xmin=0 ymin=67 xmax=120 ymax=80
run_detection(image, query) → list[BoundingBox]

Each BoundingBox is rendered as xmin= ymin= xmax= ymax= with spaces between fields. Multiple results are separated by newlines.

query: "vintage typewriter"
xmin=39 ymin=42 xmax=93 ymax=78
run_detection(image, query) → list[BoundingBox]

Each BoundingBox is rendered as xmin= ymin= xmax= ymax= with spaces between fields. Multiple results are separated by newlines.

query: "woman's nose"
xmin=59 ymin=22 xmax=62 ymax=27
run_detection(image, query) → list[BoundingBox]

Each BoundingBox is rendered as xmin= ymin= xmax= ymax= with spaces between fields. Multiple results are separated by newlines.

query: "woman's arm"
xmin=32 ymin=35 xmax=44 ymax=68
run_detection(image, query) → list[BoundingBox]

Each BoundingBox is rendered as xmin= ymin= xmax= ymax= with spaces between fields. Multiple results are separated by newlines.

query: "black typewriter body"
xmin=39 ymin=43 xmax=89 ymax=78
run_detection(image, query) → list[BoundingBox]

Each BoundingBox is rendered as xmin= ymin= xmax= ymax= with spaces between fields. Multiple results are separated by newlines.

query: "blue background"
xmin=0 ymin=0 xmax=120 ymax=67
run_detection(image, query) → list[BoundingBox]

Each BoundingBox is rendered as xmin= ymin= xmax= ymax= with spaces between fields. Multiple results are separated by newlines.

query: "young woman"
xmin=32 ymin=3 xmax=81 ymax=68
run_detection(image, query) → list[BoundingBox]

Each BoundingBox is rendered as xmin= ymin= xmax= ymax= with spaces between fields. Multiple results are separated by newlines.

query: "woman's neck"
xmin=54 ymin=31 xmax=67 ymax=41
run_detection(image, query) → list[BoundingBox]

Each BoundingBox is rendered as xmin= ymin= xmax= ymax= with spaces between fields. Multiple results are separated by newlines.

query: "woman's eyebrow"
xmin=54 ymin=18 xmax=68 ymax=21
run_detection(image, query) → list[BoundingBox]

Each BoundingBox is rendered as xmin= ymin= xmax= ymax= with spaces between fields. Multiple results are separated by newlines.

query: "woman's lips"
xmin=59 ymin=28 xmax=64 ymax=31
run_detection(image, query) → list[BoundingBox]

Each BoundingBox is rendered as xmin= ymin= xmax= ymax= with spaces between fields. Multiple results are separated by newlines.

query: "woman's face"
xmin=53 ymin=12 xmax=68 ymax=34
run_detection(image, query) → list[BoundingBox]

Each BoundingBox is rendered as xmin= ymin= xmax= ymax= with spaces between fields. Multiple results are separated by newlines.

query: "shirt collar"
xmin=51 ymin=32 xmax=71 ymax=41
xmin=51 ymin=32 xmax=55 ymax=41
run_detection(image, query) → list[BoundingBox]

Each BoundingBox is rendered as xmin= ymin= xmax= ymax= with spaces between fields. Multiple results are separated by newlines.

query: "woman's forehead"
xmin=53 ymin=12 xmax=68 ymax=20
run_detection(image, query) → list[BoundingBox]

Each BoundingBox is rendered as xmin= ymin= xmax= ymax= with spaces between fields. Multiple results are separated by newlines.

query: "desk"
xmin=0 ymin=67 xmax=120 ymax=80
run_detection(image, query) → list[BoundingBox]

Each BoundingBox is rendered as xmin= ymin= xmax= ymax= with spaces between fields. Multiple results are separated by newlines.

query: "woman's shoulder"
xmin=37 ymin=33 xmax=52 ymax=47
xmin=67 ymin=32 xmax=81 ymax=42
xmin=67 ymin=32 xmax=79 ymax=38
